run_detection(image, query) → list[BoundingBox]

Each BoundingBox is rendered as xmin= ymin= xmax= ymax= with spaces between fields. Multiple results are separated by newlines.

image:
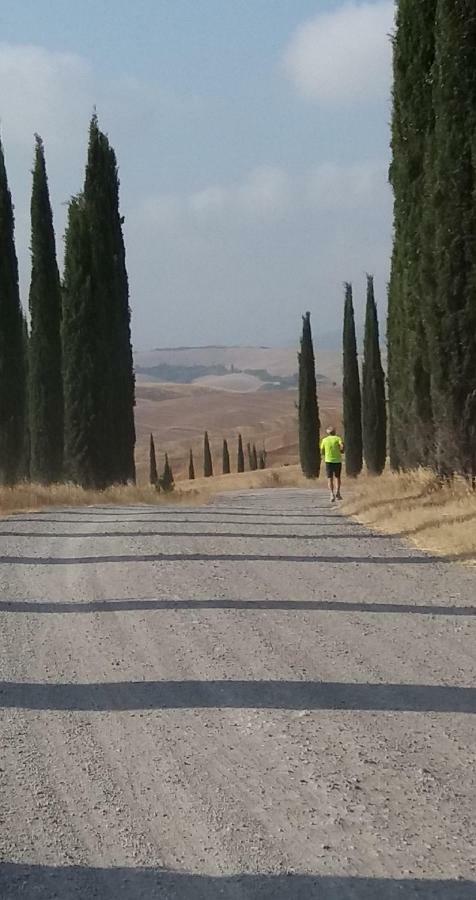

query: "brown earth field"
xmin=134 ymin=381 xmax=342 ymax=483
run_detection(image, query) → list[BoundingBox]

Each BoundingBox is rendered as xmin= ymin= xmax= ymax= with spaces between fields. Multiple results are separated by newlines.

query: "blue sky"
xmin=1 ymin=0 xmax=394 ymax=349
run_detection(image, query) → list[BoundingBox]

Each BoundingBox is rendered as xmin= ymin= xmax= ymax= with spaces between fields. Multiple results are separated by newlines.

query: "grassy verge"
xmin=0 ymin=465 xmax=308 ymax=518
xmin=342 ymin=469 xmax=476 ymax=565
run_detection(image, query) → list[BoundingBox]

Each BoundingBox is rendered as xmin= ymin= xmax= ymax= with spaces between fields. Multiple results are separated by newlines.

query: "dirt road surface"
xmin=1 ymin=489 xmax=475 ymax=898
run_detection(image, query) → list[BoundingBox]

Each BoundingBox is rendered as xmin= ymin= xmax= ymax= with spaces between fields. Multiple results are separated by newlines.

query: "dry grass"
xmin=343 ymin=468 xmax=476 ymax=564
xmin=0 ymin=465 xmax=308 ymax=518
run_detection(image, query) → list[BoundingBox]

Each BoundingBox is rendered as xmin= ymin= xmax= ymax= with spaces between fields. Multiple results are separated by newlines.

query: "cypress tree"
xmin=258 ymin=449 xmax=267 ymax=470
xmin=159 ymin=453 xmax=174 ymax=492
xmin=247 ymin=442 xmax=253 ymax=471
xmin=28 ymin=135 xmax=63 ymax=483
xmin=342 ymin=283 xmax=362 ymax=477
xmin=204 ymin=431 xmax=213 ymax=477
xmin=188 ymin=448 xmax=195 ymax=480
xmin=222 ymin=438 xmax=230 ymax=474
xmin=298 ymin=312 xmax=320 ymax=478
xmin=388 ymin=0 xmax=436 ymax=470
xmin=362 ymin=276 xmax=387 ymax=475
xmin=149 ymin=434 xmax=158 ymax=486
xmin=63 ymin=116 xmax=135 ymax=488
xmin=62 ymin=195 xmax=101 ymax=488
xmin=237 ymin=434 xmax=245 ymax=473
xmin=252 ymin=444 xmax=258 ymax=471
xmin=425 ymin=1 xmax=476 ymax=475
xmin=0 ymin=136 xmax=27 ymax=485
xmin=21 ymin=316 xmax=31 ymax=481
xmin=83 ymin=114 xmax=135 ymax=484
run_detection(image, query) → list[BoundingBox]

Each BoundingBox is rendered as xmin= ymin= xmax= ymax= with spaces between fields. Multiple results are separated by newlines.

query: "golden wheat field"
xmin=343 ymin=469 xmax=476 ymax=565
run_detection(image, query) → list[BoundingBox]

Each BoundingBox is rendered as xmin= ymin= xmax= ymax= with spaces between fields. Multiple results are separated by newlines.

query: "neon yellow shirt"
xmin=320 ymin=435 xmax=343 ymax=463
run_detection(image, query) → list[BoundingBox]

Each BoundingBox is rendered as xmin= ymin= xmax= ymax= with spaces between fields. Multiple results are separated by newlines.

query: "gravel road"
xmin=0 ymin=488 xmax=475 ymax=899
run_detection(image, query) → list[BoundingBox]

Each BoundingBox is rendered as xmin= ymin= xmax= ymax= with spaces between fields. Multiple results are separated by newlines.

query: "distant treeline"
xmin=136 ymin=362 xmax=299 ymax=389
xmin=149 ymin=432 xmax=267 ymax=487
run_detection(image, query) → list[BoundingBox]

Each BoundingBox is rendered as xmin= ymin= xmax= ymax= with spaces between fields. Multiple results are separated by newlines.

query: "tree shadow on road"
xmin=0 ymin=679 xmax=474 ymax=713
xmin=0 ymin=529 xmax=381 ymax=540
xmin=0 ymin=551 xmax=435 ymax=566
xmin=0 ymin=865 xmax=474 ymax=899
xmin=1 ymin=598 xmax=474 ymax=616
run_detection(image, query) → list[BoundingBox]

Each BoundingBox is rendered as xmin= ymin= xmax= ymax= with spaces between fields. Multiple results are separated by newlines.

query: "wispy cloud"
xmin=141 ymin=159 xmax=389 ymax=227
xmin=284 ymin=1 xmax=394 ymax=104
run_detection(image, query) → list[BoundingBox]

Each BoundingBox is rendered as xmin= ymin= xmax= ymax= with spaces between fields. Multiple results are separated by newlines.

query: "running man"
xmin=320 ymin=427 xmax=344 ymax=503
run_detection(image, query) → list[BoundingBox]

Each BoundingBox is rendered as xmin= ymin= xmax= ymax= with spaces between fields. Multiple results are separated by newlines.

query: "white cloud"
xmin=141 ymin=159 xmax=389 ymax=228
xmin=308 ymin=160 xmax=389 ymax=211
xmin=0 ymin=43 xmax=93 ymax=152
xmin=189 ymin=166 xmax=289 ymax=220
xmin=284 ymin=1 xmax=394 ymax=103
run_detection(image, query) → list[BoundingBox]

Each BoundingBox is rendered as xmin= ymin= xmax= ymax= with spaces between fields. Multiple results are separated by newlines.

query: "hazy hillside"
xmin=135 ymin=345 xmax=343 ymax=386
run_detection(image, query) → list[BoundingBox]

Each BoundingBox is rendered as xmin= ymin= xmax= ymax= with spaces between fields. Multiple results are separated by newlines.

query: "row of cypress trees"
xmin=388 ymin=1 xmax=476 ymax=477
xmin=298 ymin=276 xmax=386 ymax=479
xmin=343 ymin=276 xmax=386 ymax=477
xmin=0 ymin=116 xmax=135 ymax=488
xmin=150 ymin=432 xmax=266 ymax=484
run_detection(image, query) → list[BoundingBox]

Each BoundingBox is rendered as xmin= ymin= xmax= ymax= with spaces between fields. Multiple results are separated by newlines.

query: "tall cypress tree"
xmin=425 ymin=1 xmax=476 ymax=475
xmin=149 ymin=434 xmax=158 ymax=486
xmin=188 ymin=448 xmax=195 ymax=480
xmin=63 ymin=116 xmax=135 ymax=488
xmin=298 ymin=312 xmax=320 ymax=478
xmin=342 ymin=283 xmax=362 ymax=477
xmin=222 ymin=438 xmax=230 ymax=474
xmin=21 ymin=316 xmax=31 ymax=481
xmin=252 ymin=444 xmax=258 ymax=471
xmin=362 ymin=276 xmax=387 ymax=475
xmin=204 ymin=431 xmax=213 ymax=477
xmin=83 ymin=115 xmax=135 ymax=484
xmin=247 ymin=442 xmax=253 ymax=471
xmin=388 ymin=0 xmax=436 ymax=470
xmin=28 ymin=136 xmax=63 ymax=484
xmin=237 ymin=434 xmax=245 ymax=473
xmin=62 ymin=195 xmax=101 ymax=488
xmin=0 ymin=137 xmax=26 ymax=485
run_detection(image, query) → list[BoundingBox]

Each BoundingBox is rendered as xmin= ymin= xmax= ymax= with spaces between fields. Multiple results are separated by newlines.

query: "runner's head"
xmin=326 ymin=426 xmax=335 ymax=436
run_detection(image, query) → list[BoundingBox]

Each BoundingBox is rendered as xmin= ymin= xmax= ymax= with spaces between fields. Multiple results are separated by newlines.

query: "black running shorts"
xmin=325 ymin=462 xmax=342 ymax=478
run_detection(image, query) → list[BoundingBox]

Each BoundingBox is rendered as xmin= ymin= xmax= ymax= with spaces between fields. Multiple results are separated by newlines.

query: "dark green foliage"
xmin=62 ymin=195 xmax=101 ymax=488
xmin=252 ymin=444 xmax=258 ymax=471
xmin=342 ymin=283 xmax=362 ymax=477
xmin=388 ymin=0 xmax=476 ymax=475
xmin=159 ymin=453 xmax=174 ymax=492
xmin=388 ymin=0 xmax=436 ymax=470
xmin=63 ymin=116 xmax=135 ymax=489
xmin=258 ymin=448 xmax=267 ymax=470
xmin=204 ymin=431 xmax=213 ymax=477
xmin=0 ymin=137 xmax=27 ymax=485
xmin=425 ymin=1 xmax=476 ymax=475
xmin=237 ymin=434 xmax=244 ymax=473
xmin=298 ymin=312 xmax=320 ymax=478
xmin=362 ymin=276 xmax=387 ymax=475
xmin=222 ymin=439 xmax=230 ymax=474
xmin=247 ymin=442 xmax=253 ymax=471
xmin=28 ymin=136 xmax=63 ymax=484
xmin=149 ymin=434 xmax=158 ymax=486
xmin=188 ymin=448 xmax=195 ymax=480
xmin=83 ymin=115 xmax=135 ymax=484
xmin=21 ymin=316 xmax=31 ymax=481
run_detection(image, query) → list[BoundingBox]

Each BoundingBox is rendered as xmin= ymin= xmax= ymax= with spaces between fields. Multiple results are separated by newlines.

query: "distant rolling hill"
xmin=134 ymin=345 xmax=343 ymax=387
xmin=132 ymin=345 xmax=342 ymax=483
